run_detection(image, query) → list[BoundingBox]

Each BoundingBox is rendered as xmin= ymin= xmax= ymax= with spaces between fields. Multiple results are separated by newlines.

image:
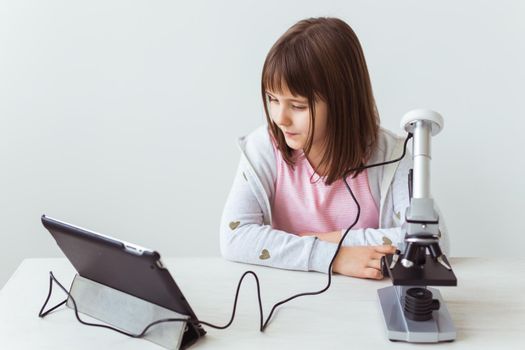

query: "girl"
xmin=220 ymin=17 xmax=449 ymax=280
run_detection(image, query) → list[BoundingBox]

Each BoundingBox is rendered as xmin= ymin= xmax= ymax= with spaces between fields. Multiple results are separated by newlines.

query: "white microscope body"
xmin=377 ymin=109 xmax=457 ymax=343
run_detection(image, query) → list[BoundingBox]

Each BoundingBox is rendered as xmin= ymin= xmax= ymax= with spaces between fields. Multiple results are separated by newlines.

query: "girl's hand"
xmin=332 ymin=245 xmax=396 ymax=280
xmin=301 ymin=230 xmax=396 ymax=279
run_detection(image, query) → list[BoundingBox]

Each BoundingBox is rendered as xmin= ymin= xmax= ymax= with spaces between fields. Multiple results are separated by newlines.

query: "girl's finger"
xmin=373 ymin=245 xmax=397 ymax=254
xmin=372 ymin=251 xmax=388 ymax=260
xmin=362 ymin=268 xmax=383 ymax=280
xmin=367 ymin=259 xmax=381 ymax=270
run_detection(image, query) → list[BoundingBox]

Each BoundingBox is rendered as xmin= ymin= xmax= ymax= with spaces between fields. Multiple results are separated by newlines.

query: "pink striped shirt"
xmin=270 ymin=136 xmax=379 ymax=236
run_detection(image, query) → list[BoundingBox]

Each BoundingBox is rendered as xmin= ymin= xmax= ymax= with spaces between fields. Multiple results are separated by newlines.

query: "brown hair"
xmin=261 ymin=17 xmax=380 ymax=185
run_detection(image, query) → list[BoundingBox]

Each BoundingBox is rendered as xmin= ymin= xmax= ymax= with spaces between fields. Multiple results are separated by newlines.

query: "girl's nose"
xmin=273 ymin=106 xmax=291 ymax=126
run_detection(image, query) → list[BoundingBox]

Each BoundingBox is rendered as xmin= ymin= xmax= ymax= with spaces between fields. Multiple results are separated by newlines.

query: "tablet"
xmin=41 ymin=214 xmax=206 ymax=348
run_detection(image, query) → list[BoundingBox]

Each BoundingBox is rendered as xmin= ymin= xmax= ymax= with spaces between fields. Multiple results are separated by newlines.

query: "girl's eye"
xmin=267 ymin=96 xmax=278 ymax=103
xmin=292 ymin=105 xmax=307 ymax=110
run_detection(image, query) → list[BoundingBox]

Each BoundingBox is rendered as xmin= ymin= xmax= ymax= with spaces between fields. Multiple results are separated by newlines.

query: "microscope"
xmin=378 ymin=109 xmax=457 ymax=343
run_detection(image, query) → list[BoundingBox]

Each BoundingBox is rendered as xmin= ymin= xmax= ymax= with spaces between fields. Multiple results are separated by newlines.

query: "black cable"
xmin=39 ymin=133 xmax=413 ymax=337
xmin=261 ymin=132 xmax=413 ymax=329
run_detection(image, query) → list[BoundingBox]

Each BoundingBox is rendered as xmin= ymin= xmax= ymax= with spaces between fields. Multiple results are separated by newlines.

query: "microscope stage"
xmin=382 ymin=254 xmax=457 ymax=286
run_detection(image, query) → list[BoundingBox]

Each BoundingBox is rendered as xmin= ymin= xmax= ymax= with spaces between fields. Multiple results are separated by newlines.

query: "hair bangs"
xmin=262 ymin=43 xmax=315 ymax=100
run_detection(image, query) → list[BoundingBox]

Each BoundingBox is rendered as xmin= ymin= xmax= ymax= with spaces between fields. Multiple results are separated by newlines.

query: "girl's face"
xmin=266 ymin=84 xmax=328 ymax=153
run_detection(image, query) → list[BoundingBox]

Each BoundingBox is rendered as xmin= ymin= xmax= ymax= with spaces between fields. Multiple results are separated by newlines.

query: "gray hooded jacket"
xmin=220 ymin=124 xmax=449 ymax=274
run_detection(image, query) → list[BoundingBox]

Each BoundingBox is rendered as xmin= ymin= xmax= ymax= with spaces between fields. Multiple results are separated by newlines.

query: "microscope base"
xmin=377 ymin=285 xmax=456 ymax=343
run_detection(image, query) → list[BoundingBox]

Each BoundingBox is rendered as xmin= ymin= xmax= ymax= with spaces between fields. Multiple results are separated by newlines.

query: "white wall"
xmin=1 ymin=0 xmax=524 ymax=288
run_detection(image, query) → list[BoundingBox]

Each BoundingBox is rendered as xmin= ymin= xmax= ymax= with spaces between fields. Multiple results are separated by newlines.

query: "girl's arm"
xmin=219 ymin=156 xmax=339 ymax=274
xmin=302 ymin=228 xmax=402 ymax=246
xmin=301 ymin=231 xmax=343 ymax=244
xmin=302 ymin=228 xmax=401 ymax=247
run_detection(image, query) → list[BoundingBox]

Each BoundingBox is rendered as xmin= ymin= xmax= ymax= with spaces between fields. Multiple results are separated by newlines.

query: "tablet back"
xmin=41 ymin=215 xmax=206 ymax=349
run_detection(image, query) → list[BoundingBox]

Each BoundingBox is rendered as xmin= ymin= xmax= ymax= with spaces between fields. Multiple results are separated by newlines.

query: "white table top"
xmin=0 ymin=257 xmax=524 ymax=349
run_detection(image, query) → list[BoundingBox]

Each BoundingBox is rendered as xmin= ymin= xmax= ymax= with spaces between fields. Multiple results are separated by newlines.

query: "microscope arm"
xmin=394 ymin=110 xmax=451 ymax=271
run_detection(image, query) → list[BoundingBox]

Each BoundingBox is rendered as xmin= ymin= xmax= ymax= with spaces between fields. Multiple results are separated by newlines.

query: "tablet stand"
xmin=67 ymin=274 xmax=189 ymax=350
